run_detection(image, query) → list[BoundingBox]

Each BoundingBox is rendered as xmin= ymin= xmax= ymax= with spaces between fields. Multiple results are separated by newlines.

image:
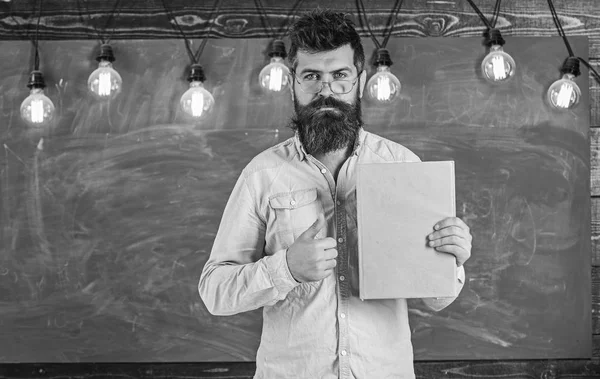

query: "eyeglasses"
xmin=291 ymin=71 xmax=362 ymax=94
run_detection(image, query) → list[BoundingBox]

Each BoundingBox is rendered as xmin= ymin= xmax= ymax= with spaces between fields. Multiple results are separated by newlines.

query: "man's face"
xmin=290 ymin=44 xmax=367 ymax=157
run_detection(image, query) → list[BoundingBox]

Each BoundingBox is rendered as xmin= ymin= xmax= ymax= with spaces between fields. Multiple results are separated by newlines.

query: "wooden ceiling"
xmin=0 ymin=0 xmax=595 ymax=41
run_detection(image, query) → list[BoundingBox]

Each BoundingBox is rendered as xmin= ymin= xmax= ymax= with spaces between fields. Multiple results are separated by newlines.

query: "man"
xmin=199 ymin=9 xmax=472 ymax=379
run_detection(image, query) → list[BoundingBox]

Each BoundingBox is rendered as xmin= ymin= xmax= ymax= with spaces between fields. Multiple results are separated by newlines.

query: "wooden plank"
xmin=592 ymin=266 xmax=599 ymax=334
xmin=593 ymin=198 xmax=600 ymax=265
xmin=1 ymin=360 xmax=600 ymax=379
xmin=591 ymin=130 xmax=600 ymax=196
xmin=0 ymin=0 xmax=598 ymax=48
xmin=592 ymin=72 xmax=599 ymax=127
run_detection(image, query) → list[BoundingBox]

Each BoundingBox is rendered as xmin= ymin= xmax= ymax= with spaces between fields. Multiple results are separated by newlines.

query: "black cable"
xmin=104 ymin=0 xmax=124 ymax=45
xmin=77 ymin=0 xmax=104 ymax=43
xmin=491 ymin=0 xmax=502 ymax=28
xmin=76 ymin=0 xmax=123 ymax=44
xmin=278 ymin=0 xmax=304 ymax=39
xmin=33 ymin=0 xmax=42 ymax=70
xmin=254 ymin=0 xmax=277 ymax=38
xmin=356 ymin=0 xmax=381 ymax=49
xmin=162 ymin=0 xmax=222 ymax=64
xmin=162 ymin=0 xmax=196 ymax=63
xmin=356 ymin=0 xmax=404 ymax=50
xmin=465 ymin=0 xmax=493 ymax=29
xmin=194 ymin=0 xmax=222 ymax=63
xmin=381 ymin=0 xmax=404 ymax=49
xmin=547 ymin=0 xmax=574 ymax=57
xmin=6 ymin=0 xmax=43 ymax=72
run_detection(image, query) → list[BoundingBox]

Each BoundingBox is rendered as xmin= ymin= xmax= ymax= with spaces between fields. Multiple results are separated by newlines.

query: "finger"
xmin=298 ymin=213 xmax=326 ymax=240
xmin=434 ymin=217 xmax=470 ymax=233
xmin=322 ymin=248 xmax=338 ymax=260
xmin=428 ymin=235 xmax=471 ymax=251
xmin=428 ymin=225 xmax=471 ymax=241
xmin=322 ymin=258 xmax=337 ymax=271
xmin=316 ymin=237 xmax=337 ymax=250
xmin=434 ymin=244 xmax=471 ymax=266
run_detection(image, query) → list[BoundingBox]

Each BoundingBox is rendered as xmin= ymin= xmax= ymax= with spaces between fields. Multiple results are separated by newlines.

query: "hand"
xmin=286 ymin=213 xmax=338 ymax=283
xmin=427 ymin=217 xmax=472 ymax=267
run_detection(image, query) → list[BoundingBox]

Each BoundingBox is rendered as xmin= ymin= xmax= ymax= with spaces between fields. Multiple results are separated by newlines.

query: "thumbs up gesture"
xmin=286 ymin=213 xmax=338 ymax=283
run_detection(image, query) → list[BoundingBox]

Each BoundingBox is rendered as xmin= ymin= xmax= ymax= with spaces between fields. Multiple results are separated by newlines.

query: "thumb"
xmin=298 ymin=213 xmax=326 ymax=240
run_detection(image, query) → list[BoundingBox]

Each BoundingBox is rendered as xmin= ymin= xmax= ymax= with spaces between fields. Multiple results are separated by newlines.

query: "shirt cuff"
xmin=265 ymin=248 xmax=300 ymax=299
xmin=457 ymin=265 xmax=465 ymax=284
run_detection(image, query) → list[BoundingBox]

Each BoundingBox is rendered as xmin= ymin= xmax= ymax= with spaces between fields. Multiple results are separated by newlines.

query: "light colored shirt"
xmin=199 ymin=128 xmax=465 ymax=379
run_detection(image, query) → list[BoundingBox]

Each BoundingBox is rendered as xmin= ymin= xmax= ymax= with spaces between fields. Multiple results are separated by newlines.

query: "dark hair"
xmin=288 ymin=9 xmax=365 ymax=73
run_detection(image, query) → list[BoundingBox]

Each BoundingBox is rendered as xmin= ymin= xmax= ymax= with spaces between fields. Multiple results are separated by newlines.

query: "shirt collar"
xmin=294 ymin=127 xmax=366 ymax=161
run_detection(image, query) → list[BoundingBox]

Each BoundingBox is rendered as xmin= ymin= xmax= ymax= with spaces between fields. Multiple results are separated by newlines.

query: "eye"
xmin=302 ymin=73 xmax=319 ymax=81
xmin=333 ymin=72 xmax=349 ymax=79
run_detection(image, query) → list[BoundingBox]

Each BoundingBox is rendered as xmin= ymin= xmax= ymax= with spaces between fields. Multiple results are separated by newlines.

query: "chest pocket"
xmin=269 ymin=188 xmax=324 ymax=240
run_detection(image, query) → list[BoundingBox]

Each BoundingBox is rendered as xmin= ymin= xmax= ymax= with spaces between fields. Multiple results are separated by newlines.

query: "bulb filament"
xmin=191 ymin=91 xmax=205 ymax=117
xmin=269 ymin=66 xmax=283 ymax=91
xmin=99 ymin=71 xmax=112 ymax=97
xmin=492 ymin=55 xmax=506 ymax=81
xmin=376 ymin=75 xmax=392 ymax=101
xmin=31 ymin=99 xmax=44 ymax=124
xmin=556 ymin=82 xmax=574 ymax=109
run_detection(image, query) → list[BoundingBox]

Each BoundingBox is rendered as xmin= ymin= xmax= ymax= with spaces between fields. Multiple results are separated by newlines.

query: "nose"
xmin=318 ymin=81 xmax=334 ymax=96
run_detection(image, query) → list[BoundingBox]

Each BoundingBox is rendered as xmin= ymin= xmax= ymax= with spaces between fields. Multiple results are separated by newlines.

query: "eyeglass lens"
xmin=300 ymin=80 xmax=353 ymax=94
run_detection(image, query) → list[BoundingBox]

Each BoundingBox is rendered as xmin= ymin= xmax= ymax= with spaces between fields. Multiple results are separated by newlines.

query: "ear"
xmin=289 ymin=74 xmax=295 ymax=102
xmin=358 ymin=70 xmax=367 ymax=99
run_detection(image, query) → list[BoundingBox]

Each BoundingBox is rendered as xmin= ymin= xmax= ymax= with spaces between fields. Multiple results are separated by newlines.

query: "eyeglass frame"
xmin=289 ymin=69 xmax=364 ymax=95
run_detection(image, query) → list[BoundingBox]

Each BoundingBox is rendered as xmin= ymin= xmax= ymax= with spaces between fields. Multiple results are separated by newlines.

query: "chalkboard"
xmin=0 ymin=37 xmax=590 ymax=362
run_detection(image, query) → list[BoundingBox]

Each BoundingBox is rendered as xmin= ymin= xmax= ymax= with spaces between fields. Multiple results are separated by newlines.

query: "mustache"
xmin=298 ymin=96 xmax=354 ymax=117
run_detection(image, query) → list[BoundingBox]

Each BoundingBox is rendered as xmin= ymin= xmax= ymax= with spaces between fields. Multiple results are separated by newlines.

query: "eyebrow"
xmin=297 ymin=66 xmax=354 ymax=75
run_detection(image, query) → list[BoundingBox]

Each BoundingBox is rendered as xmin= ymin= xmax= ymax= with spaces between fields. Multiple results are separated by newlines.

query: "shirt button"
xmin=340 ymin=313 xmax=346 ymax=319
xmin=339 ymin=275 xmax=345 ymax=281
xmin=290 ymin=200 xmax=296 ymax=206
xmin=341 ymin=350 xmax=347 ymax=356
xmin=336 ymin=200 xmax=342 ymax=206
xmin=320 ymin=168 xmax=327 ymax=174
xmin=338 ymin=237 xmax=344 ymax=243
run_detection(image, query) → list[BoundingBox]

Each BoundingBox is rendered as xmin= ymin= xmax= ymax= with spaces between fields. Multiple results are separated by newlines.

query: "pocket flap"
xmin=269 ymin=188 xmax=318 ymax=209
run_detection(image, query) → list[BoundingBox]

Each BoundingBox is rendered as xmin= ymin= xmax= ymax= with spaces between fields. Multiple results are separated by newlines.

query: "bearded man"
xmin=199 ymin=9 xmax=472 ymax=379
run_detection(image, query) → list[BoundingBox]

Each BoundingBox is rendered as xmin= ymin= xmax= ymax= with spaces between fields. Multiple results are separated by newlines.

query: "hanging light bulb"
xmin=258 ymin=39 xmax=291 ymax=93
xmin=88 ymin=44 xmax=123 ymax=100
xmin=547 ymin=56 xmax=581 ymax=110
xmin=180 ymin=63 xmax=215 ymax=120
xmin=481 ymin=28 xmax=516 ymax=84
xmin=366 ymin=49 xmax=401 ymax=104
xmin=20 ymin=70 xmax=55 ymax=128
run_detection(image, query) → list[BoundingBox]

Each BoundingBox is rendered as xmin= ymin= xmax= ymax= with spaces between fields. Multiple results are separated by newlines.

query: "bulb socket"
xmin=485 ymin=28 xmax=505 ymax=47
xmin=560 ymin=56 xmax=581 ymax=77
xmin=96 ymin=44 xmax=116 ymax=62
xmin=187 ymin=63 xmax=206 ymax=82
xmin=26 ymin=70 xmax=46 ymax=89
xmin=268 ymin=40 xmax=287 ymax=58
xmin=374 ymin=48 xmax=393 ymax=67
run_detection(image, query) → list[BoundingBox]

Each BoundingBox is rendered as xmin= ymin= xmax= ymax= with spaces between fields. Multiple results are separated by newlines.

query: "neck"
xmin=314 ymin=145 xmax=353 ymax=182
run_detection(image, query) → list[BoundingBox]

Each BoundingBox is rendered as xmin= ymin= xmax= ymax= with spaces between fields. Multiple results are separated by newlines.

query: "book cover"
xmin=357 ymin=161 xmax=458 ymax=300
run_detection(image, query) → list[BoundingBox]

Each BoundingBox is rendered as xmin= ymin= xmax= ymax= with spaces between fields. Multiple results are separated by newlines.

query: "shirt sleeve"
xmin=421 ymin=265 xmax=465 ymax=312
xmin=198 ymin=173 xmax=299 ymax=316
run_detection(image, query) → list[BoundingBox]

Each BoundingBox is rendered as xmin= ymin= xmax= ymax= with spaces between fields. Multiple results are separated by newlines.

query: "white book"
xmin=357 ymin=161 xmax=458 ymax=300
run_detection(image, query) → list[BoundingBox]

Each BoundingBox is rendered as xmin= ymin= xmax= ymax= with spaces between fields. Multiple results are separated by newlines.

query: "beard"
xmin=290 ymin=90 xmax=363 ymax=157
